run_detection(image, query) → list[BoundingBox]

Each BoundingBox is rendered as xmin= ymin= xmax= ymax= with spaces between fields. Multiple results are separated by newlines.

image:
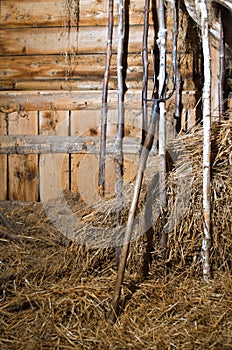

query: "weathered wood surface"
xmin=39 ymin=110 xmax=69 ymax=202
xmin=0 ymin=0 xmax=152 ymax=28
xmin=0 ymin=54 xmax=147 ymax=81
xmin=0 ymin=91 xmax=140 ymax=113
xmin=8 ymin=111 xmax=38 ymax=201
xmin=0 ymin=90 xmax=198 ymax=113
xmin=0 ymin=135 xmax=141 ymax=155
xmin=0 ymin=55 xmax=197 ymax=94
xmin=3 ymin=79 xmax=151 ymax=92
xmin=0 ymin=26 xmax=155 ymax=56
xmin=0 ymin=53 xmax=195 ymax=91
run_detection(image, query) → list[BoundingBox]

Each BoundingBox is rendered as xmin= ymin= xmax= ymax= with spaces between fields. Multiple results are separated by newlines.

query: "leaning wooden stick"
xmin=98 ymin=0 xmax=114 ymax=196
xmin=108 ymin=101 xmax=160 ymax=323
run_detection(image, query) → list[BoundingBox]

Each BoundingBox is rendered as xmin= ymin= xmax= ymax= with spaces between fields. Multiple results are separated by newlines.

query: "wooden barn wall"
xmin=0 ymin=0 xmax=201 ymax=202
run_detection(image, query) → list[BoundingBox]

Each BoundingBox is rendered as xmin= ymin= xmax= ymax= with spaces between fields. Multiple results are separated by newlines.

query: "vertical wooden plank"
xmin=39 ymin=110 xmax=69 ymax=202
xmin=181 ymin=108 xmax=187 ymax=132
xmin=0 ymin=112 xmax=7 ymax=200
xmin=8 ymin=154 xmax=38 ymax=201
xmin=71 ymin=109 xmax=101 ymax=203
xmin=187 ymin=109 xmax=196 ymax=130
xmin=8 ymin=111 xmax=38 ymax=201
xmin=70 ymin=109 xmax=118 ymax=203
xmin=71 ymin=109 xmax=143 ymax=202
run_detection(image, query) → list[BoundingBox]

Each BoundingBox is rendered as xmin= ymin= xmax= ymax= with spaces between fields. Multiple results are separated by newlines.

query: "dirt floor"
xmin=0 ymin=120 xmax=231 ymax=349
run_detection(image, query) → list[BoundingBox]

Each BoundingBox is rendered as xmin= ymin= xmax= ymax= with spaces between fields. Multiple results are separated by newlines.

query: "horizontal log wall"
xmin=0 ymin=0 xmax=198 ymax=92
xmin=0 ymin=0 xmax=200 ymax=202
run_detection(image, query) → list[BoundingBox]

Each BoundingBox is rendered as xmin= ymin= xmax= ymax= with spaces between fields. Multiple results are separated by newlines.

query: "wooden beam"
xmin=0 ymin=79 xmax=154 ymax=92
xmin=0 ymin=0 xmax=151 ymax=28
xmin=0 ymin=54 xmax=146 ymax=81
xmin=0 ymin=90 xmax=140 ymax=112
xmin=0 ymin=90 xmax=198 ymax=113
xmin=0 ymin=135 xmax=141 ymax=155
xmin=0 ymin=26 xmax=155 ymax=56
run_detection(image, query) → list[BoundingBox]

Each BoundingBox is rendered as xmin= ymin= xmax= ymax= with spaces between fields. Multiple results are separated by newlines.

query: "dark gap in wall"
xmin=68 ymin=110 xmax=72 ymax=192
xmin=122 ymin=0 xmax=130 ymax=96
xmin=37 ymin=111 xmax=41 ymax=202
xmin=5 ymin=113 xmax=9 ymax=201
xmin=151 ymin=0 xmax=159 ymax=100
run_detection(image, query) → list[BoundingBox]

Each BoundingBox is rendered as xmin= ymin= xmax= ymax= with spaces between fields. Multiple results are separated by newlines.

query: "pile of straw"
xmin=0 ymin=120 xmax=231 ymax=349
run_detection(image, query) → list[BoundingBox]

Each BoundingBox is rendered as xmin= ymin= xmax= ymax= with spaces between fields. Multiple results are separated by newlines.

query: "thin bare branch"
xmin=99 ymin=0 xmax=114 ymax=196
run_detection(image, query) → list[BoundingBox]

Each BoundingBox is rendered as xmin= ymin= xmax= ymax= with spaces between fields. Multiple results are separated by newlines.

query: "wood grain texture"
xmin=0 ymin=90 xmax=198 ymax=113
xmin=0 ymin=0 xmax=149 ymax=28
xmin=69 ymin=106 xmax=143 ymax=198
xmin=8 ymin=111 xmax=38 ymax=201
xmin=8 ymin=154 xmax=38 ymax=201
xmin=0 ymin=135 xmax=141 ymax=155
xmin=0 ymin=26 xmax=155 ymax=56
xmin=0 ymin=51 xmax=195 ymax=92
xmin=39 ymin=110 xmax=69 ymax=202
xmin=0 ymin=90 xmax=141 ymax=112
xmin=0 ymin=54 xmax=145 ymax=81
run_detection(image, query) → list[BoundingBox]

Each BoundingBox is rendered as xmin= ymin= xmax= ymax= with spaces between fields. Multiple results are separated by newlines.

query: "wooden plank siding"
xmin=0 ymin=0 xmax=156 ymax=94
xmin=0 ymin=0 xmax=150 ymax=28
xmin=39 ymin=110 xmax=69 ymax=202
xmin=0 ymin=90 xmax=198 ymax=113
xmin=0 ymin=54 xmax=146 ymax=81
xmin=0 ymin=135 xmax=141 ymax=155
xmin=0 ymin=26 xmax=155 ymax=56
xmin=0 ymin=1 xmax=200 ymax=201
xmin=7 ymin=111 xmax=39 ymax=201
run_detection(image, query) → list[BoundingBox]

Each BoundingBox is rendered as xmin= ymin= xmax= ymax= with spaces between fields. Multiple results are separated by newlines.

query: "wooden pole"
xmin=99 ymin=0 xmax=114 ymax=196
xmin=112 ymin=0 xmax=126 ymax=265
xmin=108 ymin=102 xmax=160 ymax=324
xmin=142 ymin=0 xmax=150 ymax=145
xmin=172 ymin=0 xmax=181 ymax=132
xmin=157 ymin=0 xmax=167 ymax=231
xmin=219 ymin=9 xmax=225 ymax=120
xmin=114 ymin=0 xmax=125 ymax=227
xmin=197 ymin=0 xmax=212 ymax=281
